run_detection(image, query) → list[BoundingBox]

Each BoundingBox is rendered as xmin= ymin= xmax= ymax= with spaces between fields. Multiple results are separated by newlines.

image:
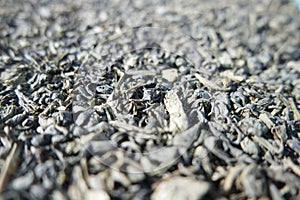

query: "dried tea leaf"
xmin=10 ymin=171 xmax=34 ymax=190
xmin=220 ymin=70 xmax=245 ymax=82
xmin=283 ymin=157 xmax=300 ymax=177
xmin=173 ymin=123 xmax=203 ymax=148
xmin=164 ymin=89 xmax=188 ymax=132
xmin=15 ymin=89 xmax=39 ymax=114
xmin=240 ymin=137 xmax=260 ymax=156
xmin=84 ymin=190 xmax=110 ymax=200
xmin=223 ymin=164 xmax=245 ymax=191
xmin=151 ymin=176 xmax=210 ymax=200
xmin=162 ymin=69 xmax=179 ymax=82
xmin=0 ymin=142 xmax=23 ymax=192
xmin=194 ymin=73 xmax=230 ymax=91
xmin=252 ymin=136 xmax=282 ymax=155
xmin=287 ymin=137 xmax=300 ymax=155
xmin=258 ymin=112 xmax=274 ymax=129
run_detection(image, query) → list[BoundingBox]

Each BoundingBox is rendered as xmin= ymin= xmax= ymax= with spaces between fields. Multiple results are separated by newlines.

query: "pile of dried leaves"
xmin=0 ymin=0 xmax=299 ymax=199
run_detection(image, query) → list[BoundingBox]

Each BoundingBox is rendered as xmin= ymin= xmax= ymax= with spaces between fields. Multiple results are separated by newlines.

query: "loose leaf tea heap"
xmin=0 ymin=0 xmax=299 ymax=199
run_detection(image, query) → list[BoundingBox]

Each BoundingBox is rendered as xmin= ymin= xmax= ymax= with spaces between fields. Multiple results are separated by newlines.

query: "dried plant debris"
xmin=0 ymin=0 xmax=300 ymax=199
xmin=151 ymin=176 xmax=210 ymax=200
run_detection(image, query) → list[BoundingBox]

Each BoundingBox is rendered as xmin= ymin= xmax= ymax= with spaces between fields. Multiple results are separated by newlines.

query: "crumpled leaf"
xmin=151 ymin=176 xmax=210 ymax=200
xmin=164 ymin=89 xmax=189 ymax=132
